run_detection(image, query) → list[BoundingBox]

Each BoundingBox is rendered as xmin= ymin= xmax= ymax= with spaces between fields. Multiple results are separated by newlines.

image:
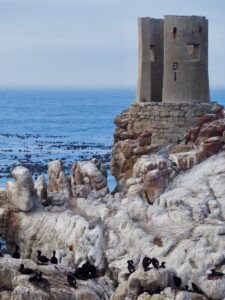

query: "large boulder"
xmin=6 ymin=166 xmax=35 ymax=212
xmin=71 ymin=159 xmax=108 ymax=198
xmin=34 ymin=175 xmax=47 ymax=200
xmin=48 ymin=160 xmax=71 ymax=204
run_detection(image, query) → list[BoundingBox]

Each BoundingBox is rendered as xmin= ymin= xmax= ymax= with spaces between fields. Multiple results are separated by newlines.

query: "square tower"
xmin=136 ymin=18 xmax=164 ymax=103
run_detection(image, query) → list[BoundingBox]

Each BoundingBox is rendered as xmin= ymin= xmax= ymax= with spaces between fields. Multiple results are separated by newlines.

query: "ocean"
xmin=0 ymin=87 xmax=224 ymax=190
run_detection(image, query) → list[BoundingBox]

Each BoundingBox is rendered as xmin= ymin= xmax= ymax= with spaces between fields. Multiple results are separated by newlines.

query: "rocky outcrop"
xmin=0 ymin=255 xmax=112 ymax=300
xmin=71 ymin=159 xmax=108 ymax=198
xmin=6 ymin=166 xmax=35 ymax=212
xmin=34 ymin=175 xmax=47 ymax=201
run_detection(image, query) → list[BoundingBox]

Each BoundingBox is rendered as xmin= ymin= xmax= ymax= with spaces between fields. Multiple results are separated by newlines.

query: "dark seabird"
xmin=152 ymin=258 xmax=159 ymax=269
xmin=19 ymin=264 xmax=35 ymax=275
xmin=74 ymin=267 xmax=86 ymax=279
xmin=127 ymin=260 xmax=135 ymax=274
xmin=87 ymin=263 xmax=97 ymax=278
xmin=50 ymin=250 xmax=58 ymax=265
xmin=173 ymin=275 xmax=182 ymax=288
xmin=29 ymin=271 xmax=39 ymax=282
xmin=67 ymin=272 xmax=77 ymax=288
xmin=12 ymin=245 xmax=20 ymax=259
xmin=142 ymin=257 xmax=152 ymax=271
xmin=159 ymin=262 xmax=166 ymax=268
xmin=207 ymin=268 xmax=224 ymax=280
xmin=191 ymin=283 xmax=204 ymax=294
xmin=37 ymin=250 xmax=50 ymax=264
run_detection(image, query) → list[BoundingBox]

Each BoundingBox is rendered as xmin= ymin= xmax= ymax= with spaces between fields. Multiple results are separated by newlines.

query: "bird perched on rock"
xmin=207 ymin=268 xmax=224 ymax=280
xmin=50 ymin=250 xmax=58 ymax=264
xmin=127 ymin=260 xmax=135 ymax=274
xmin=67 ymin=272 xmax=77 ymax=288
xmin=12 ymin=245 xmax=20 ymax=259
xmin=159 ymin=262 xmax=166 ymax=268
xmin=142 ymin=257 xmax=152 ymax=271
xmin=37 ymin=250 xmax=50 ymax=264
xmin=74 ymin=260 xmax=97 ymax=279
xmin=173 ymin=275 xmax=182 ymax=288
xmin=152 ymin=258 xmax=159 ymax=269
xmin=19 ymin=264 xmax=35 ymax=275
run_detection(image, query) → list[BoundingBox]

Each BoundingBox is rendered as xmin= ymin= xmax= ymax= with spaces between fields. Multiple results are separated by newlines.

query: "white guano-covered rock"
xmin=6 ymin=166 xmax=34 ymax=212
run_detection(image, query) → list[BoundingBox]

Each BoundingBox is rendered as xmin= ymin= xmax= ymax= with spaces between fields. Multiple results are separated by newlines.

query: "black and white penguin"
xmin=142 ymin=257 xmax=152 ymax=272
xmin=127 ymin=260 xmax=135 ymax=274
xmin=50 ymin=250 xmax=58 ymax=264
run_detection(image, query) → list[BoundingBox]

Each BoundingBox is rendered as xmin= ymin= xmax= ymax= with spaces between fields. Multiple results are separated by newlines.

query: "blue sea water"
xmin=0 ymin=87 xmax=224 ymax=190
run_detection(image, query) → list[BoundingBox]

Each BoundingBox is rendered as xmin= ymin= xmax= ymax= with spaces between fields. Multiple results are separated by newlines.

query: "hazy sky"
xmin=0 ymin=0 xmax=224 ymax=88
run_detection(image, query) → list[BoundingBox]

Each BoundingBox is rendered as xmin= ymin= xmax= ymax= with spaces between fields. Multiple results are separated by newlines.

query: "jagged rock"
xmin=48 ymin=160 xmax=71 ymax=204
xmin=6 ymin=166 xmax=34 ymax=212
xmin=71 ymin=159 xmax=108 ymax=198
xmin=34 ymin=175 xmax=47 ymax=200
xmin=126 ymin=155 xmax=170 ymax=203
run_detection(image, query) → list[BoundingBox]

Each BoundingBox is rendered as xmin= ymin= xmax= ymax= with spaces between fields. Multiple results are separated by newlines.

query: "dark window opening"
xmin=150 ymin=45 xmax=155 ymax=62
xmin=173 ymin=27 xmax=177 ymax=40
xmin=186 ymin=43 xmax=200 ymax=59
xmin=199 ymin=25 xmax=202 ymax=33
xmin=174 ymin=72 xmax=177 ymax=81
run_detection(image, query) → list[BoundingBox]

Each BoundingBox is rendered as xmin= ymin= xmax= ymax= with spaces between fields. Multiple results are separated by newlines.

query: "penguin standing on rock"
xmin=127 ymin=260 xmax=135 ymax=274
xmin=67 ymin=272 xmax=77 ymax=288
xmin=142 ymin=257 xmax=152 ymax=271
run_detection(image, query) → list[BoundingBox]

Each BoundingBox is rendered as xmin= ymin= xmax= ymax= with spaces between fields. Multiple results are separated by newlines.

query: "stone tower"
xmin=136 ymin=15 xmax=210 ymax=103
xmin=162 ymin=15 xmax=209 ymax=103
xmin=136 ymin=17 xmax=164 ymax=103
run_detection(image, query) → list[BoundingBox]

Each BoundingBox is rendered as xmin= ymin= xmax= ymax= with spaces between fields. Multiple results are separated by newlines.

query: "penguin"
xmin=19 ymin=264 xmax=35 ymax=275
xmin=152 ymin=258 xmax=159 ymax=269
xmin=50 ymin=250 xmax=58 ymax=265
xmin=142 ymin=257 xmax=152 ymax=271
xmin=37 ymin=250 xmax=50 ymax=264
xmin=12 ymin=245 xmax=20 ymax=259
xmin=127 ymin=260 xmax=135 ymax=274
xmin=173 ymin=275 xmax=182 ymax=288
xmin=67 ymin=272 xmax=77 ymax=288
xmin=159 ymin=262 xmax=166 ymax=268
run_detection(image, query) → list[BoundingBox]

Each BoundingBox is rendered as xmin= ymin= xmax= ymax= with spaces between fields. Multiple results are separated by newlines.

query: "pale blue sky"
xmin=0 ymin=0 xmax=224 ymax=88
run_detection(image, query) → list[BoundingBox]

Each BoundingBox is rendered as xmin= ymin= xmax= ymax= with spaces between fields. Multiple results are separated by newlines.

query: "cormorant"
xmin=12 ymin=245 xmax=20 ymax=259
xmin=152 ymin=258 xmax=159 ymax=269
xmin=127 ymin=260 xmax=135 ymax=274
xmin=67 ymin=272 xmax=77 ymax=288
xmin=207 ymin=268 xmax=224 ymax=280
xmin=142 ymin=257 xmax=152 ymax=271
xmin=37 ymin=250 xmax=50 ymax=264
xmin=19 ymin=264 xmax=35 ymax=275
xmin=50 ymin=250 xmax=58 ymax=264
xmin=159 ymin=262 xmax=166 ymax=268
xmin=173 ymin=275 xmax=182 ymax=288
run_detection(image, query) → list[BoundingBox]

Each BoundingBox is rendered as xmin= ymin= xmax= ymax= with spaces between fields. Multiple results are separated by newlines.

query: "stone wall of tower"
xmin=162 ymin=15 xmax=210 ymax=103
xmin=136 ymin=18 xmax=164 ymax=103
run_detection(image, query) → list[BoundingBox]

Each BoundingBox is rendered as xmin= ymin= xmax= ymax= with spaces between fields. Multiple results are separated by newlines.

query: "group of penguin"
xmin=127 ymin=256 xmax=225 ymax=296
xmin=2 ymin=244 xmax=97 ymax=290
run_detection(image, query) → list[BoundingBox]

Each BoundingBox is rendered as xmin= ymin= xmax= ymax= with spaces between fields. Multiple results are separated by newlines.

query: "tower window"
xmin=199 ymin=25 xmax=202 ymax=33
xmin=173 ymin=27 xmax=177 ymax=40
xmin=150 ymin=45 xmax=155 ymax=62
xmin=186 ymin=43 xmax=200 ymax=59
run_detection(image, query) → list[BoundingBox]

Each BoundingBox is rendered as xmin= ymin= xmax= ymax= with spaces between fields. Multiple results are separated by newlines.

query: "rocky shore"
xmin=1 ymin=102 xmax=225 ymax=299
